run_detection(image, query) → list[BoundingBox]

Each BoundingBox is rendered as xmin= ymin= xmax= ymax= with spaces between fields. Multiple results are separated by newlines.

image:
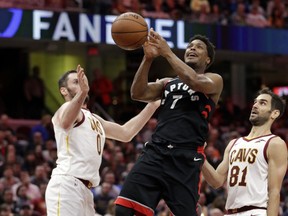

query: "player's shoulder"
xmin=267 ymin=135 xmax=287 ymax=158
xmin=266 ymin=135 xmax=287 ymax=154
xmin=159 ymin=77 xmax=173 ymax=82
xmin=59 ymin=101 xmax=70 ymax=109
xmin=205 ymin=72 xmax=223 ymax=80
xmin=52 ymin=102 xmax=74 ymax=126
xmin=225 ymin=137 xmax=241 ymax=151
xmin=204 ymin=72 xmax=223 ymax=89
xmin=157 ymin=77 xmax=174 ymax=87
xmin=91 ymin=112 xmax=105 ymax=125
xmin=269 ymin=135 xmax=286 ymax=146
xmin=54 ymin=102 xmax=70 ymax=116
xmin=91 ymin=112 xmax=101 ymax=120
xmin=52 ymin=103 xmax=64 ymax=120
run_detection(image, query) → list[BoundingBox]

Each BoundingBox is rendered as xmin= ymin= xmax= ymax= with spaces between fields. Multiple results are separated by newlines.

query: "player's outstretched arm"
xmin=98 ymin=100 xmax=160 ymax=142
xmin=130 ymin=35 xmax=163 ymax=102
xmin=202 ymin=140 xmax=233 ymax=189
xmin=148 ymin=29 xmax=223 ymax=98
xmin=267 ymin=136 xmax=288 ymax=216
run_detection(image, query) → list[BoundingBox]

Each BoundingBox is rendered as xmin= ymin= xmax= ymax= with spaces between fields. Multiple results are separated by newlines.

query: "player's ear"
xmin=271 ymin=109 xmax=280 ymax=120
xmin=60 ymin=87 xmax=68 ymax=97
xmin=206 ymin=57 xmax=211 ymax=66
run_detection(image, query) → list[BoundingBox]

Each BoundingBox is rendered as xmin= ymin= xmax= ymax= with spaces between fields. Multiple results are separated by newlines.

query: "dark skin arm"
xmin=130 ymin=54 xmax=171 ymax=102
xmin=135 ymin=29 xmax=223 ymax=105
xmin=149 ymin=29 xmax=223 ymax=103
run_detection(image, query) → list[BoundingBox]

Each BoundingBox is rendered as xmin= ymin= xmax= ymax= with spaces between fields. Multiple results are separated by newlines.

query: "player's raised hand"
xmin=76 ymin=64 xmax=89 ymax=94
xmin=143 ymin=28 xmax=160 ymax=60
xmin=148 ymin=29 xmax=172 ymax=58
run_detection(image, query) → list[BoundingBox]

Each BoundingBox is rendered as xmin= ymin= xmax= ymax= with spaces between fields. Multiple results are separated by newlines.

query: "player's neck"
xmin=246 ymin=125 xmax=272 ymax=139
xmin=192 ymin=68 xmax=205 ymax=75
xmin=188 ymin=63 xmax=205 ymax=74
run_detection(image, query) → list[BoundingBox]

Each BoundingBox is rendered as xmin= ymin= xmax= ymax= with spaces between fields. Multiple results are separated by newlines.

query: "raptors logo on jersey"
xmin=225 ymin=134 xmax=276 ymax=210
xmin=152 ymin=77 xmax=215 ymax=146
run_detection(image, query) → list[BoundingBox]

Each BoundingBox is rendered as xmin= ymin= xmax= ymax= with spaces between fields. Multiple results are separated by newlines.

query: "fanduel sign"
xmin=1 ymin=8 xmax=288 ymax=54
xmin=31 ymin=10 xmax=188 ymax=48
xmin=0 ymin=8 xmax=189 ymax=48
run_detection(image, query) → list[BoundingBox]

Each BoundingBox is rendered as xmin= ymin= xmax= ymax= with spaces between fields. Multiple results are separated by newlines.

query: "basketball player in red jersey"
xmin=115 ymin=28 xmax=223 ymax=215
xmin=202 ymin=88 xmax=287 ymax=216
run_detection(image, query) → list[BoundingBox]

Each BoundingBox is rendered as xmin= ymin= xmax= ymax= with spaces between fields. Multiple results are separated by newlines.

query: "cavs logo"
xmin=0 ymin=8 xmax=23 ymax=38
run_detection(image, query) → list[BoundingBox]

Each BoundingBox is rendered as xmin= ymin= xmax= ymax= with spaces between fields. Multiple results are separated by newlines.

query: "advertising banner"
xmin=0 ymin=8 xmax=288 ymax=54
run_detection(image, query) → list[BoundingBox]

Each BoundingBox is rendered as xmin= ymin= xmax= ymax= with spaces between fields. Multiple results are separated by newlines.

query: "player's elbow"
xmin=131 ymin=91 xmax=146 ymax=102
xmin=268 ymin=188 xmax=281 ymax=200
xmin=131 ymin=91 xmax=139 ymax=100
xmin=210 ymin=182 xmax=223 ymax=190
xmin=204 ymin=177 xmax=225 ymax=189
xmin=118 ymin=135 xmax=133 ymax=143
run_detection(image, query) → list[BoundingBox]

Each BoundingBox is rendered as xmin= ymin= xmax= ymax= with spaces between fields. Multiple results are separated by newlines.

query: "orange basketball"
xmin=111 ymin=12 xmax=148 ymax=51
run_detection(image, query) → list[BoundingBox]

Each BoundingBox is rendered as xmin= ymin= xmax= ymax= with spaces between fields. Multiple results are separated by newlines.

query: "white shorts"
xmin=45 ymin=175 xmax=95 ymax=216
xmin=224 ymin=209 xmax=266 ymax=216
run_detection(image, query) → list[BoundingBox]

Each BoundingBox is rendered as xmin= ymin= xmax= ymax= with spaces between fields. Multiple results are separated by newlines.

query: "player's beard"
xmin=186 ymin=61 xmax=197 ymax=68
xmin=186 ymin=61 xmax=202 ymax=72
xmin=249 ymin=111 xmax=271 ymax=126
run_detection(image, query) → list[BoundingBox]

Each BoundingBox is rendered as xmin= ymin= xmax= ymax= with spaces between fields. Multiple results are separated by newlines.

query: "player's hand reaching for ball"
xmin=148 ymin=28 xmax=172 ymax=58
xmin=76 ymin=65 xmax=89 ymax=94
xmin=143 ymin=30 xmax=160 ymax=60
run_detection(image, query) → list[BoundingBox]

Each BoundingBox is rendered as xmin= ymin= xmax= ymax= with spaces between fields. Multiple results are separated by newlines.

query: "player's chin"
xmin=185 ymin=60 xmax=197 ymax=68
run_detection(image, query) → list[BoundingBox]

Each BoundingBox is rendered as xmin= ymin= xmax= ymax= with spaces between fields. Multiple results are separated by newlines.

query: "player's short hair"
xmin=189 ymin=35 xmax=215 ymax=69
xmin=58 ymin=70 xmax=77 ymax=89
xmin=258 ymin=88 xmax=286 ymax=120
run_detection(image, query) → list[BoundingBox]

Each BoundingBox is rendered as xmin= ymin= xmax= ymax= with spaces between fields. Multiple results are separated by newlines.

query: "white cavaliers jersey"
xmin=51 ymin=109 xmax=106 ymax=187
xmin=225 ymin=134 xmax=276 ymax=210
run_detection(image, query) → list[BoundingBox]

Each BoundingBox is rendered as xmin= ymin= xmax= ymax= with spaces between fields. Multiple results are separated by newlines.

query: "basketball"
xmin=111 ymin=12 xmax=148 ymax=51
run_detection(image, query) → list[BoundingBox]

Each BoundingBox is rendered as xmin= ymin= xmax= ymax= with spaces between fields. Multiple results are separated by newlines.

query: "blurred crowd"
xmin=0 ymin=93 xmax=287 ymax=216
xmin=1 ymin=0 xmax=288 ymax=29
xmin=91 ymin=0 xmax=288 ymax=29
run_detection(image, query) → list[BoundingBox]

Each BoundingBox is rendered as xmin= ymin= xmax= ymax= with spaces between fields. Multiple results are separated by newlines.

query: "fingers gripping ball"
xmin=111 ymin=12 xmax=148 ymax=51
